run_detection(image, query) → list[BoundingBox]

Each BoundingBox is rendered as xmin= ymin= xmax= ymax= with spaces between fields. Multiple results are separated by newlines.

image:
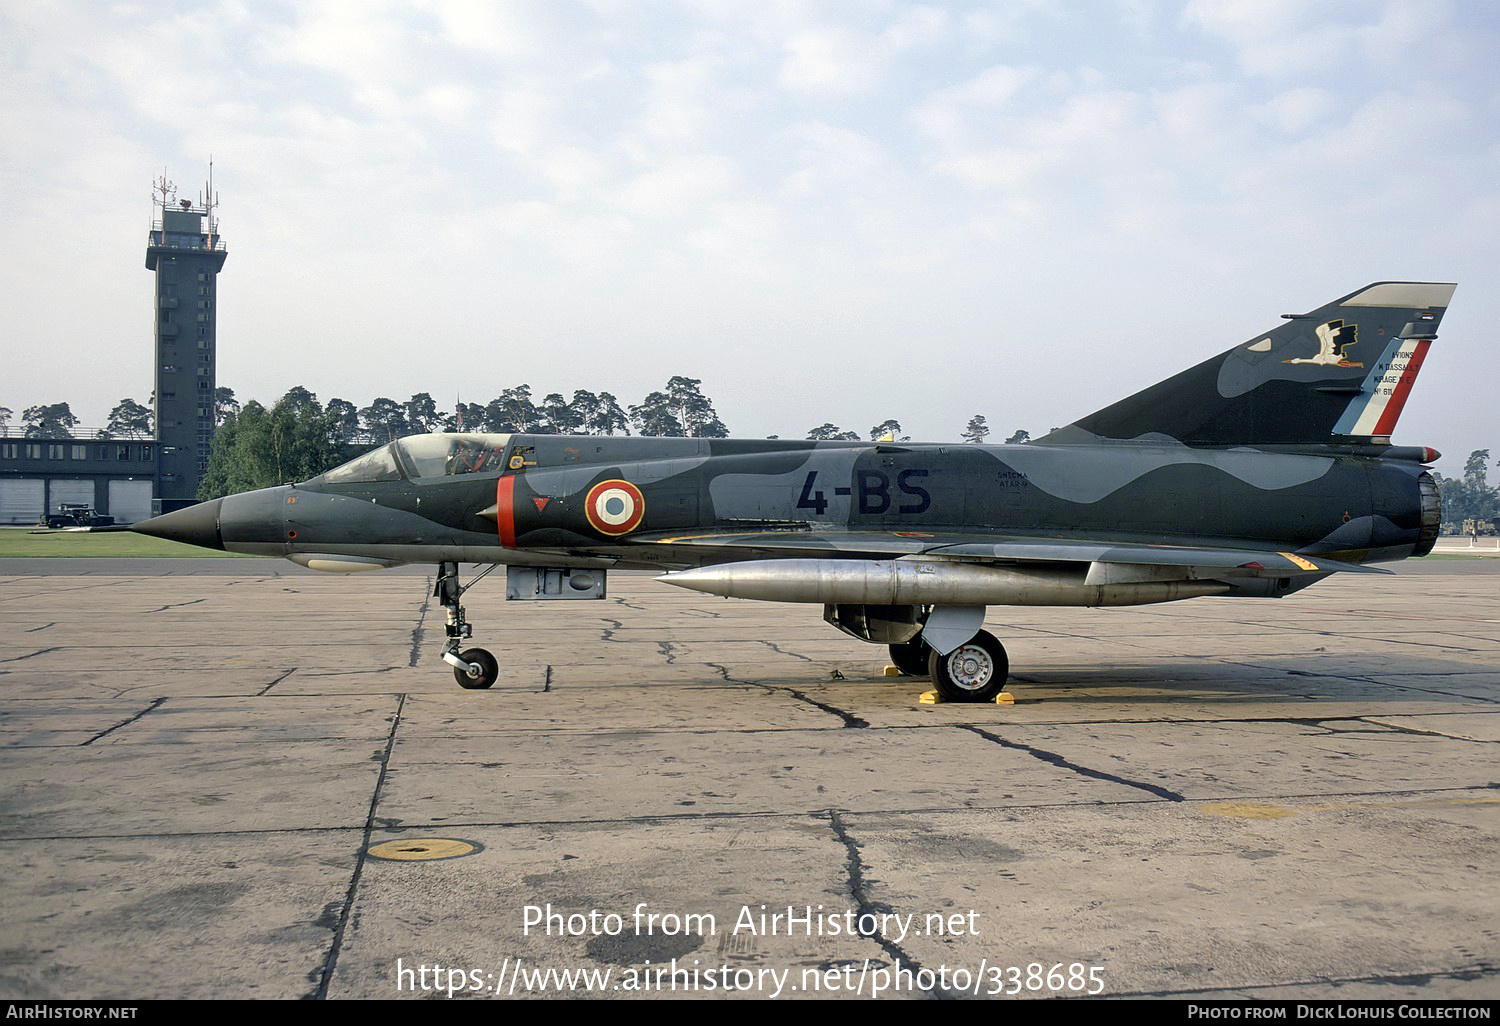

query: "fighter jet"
xmin=134 ymin=281 xmax=1454 ymax=701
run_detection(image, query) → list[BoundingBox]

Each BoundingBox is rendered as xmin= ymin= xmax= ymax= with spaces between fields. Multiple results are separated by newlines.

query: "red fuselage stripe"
xmin=497 ymin=475 xmax=516 ymax=548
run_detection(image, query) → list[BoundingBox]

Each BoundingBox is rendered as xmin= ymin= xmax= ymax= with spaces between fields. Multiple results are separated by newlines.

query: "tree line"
xmin=6 ymin=393 xmax=1031 ymax=448
xmin=1434 ymin=449 xmax=1500 ymax=531
xmin=795 ymin=415 xmax=1030 ymax=444
xmin=0 ymin=401 xmax=152 ymax=439
xmin=5 ymin=392 xmax=1032 ymax=451
xmin=211 ymin=376 xmax=729 ymax=443
xmin=198 ymin=378 xmax=731 ymax=498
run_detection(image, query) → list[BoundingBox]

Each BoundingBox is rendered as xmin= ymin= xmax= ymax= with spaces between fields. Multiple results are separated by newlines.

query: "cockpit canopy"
xmin=316 ymin=433 xmax=514 ymax=484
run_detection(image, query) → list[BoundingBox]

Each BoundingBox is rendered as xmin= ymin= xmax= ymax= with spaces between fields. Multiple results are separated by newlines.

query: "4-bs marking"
xmin=797 ymin=470 xmax=930 ymax=516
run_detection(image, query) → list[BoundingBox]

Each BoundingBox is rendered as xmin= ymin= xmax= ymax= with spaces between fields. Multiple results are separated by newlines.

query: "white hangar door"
xmin=0 ymin=479 xmax=45 ymax=524
xmin=48 ymin=480 xmax=95 ymax=512
xmin=108 ymin=480 xmax=154 ymax=525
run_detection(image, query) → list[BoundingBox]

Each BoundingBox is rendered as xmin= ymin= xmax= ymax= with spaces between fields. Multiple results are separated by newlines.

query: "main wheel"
xmin=453 ymin=648 xmax=499 ymax=690
xmin=928 ymin=630 xmax=1008 ymax=702
xmin=888 ymin=637 xmax=932 ymax=677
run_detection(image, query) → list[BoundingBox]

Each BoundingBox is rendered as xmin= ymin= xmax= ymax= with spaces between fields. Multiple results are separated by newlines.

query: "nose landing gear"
xmin=452 ymin=648 xmax=498 ymax=689
xmin=436 ymin=561 xmax=501 ymax=689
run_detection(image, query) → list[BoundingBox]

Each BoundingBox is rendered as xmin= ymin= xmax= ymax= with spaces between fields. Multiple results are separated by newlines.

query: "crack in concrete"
xmin=757 ymin=640 xmax=814 ymax=662
xmin=408 ymin=575 xmax=433 ymax=668
xmin=310 ymin=692 xmax=406 ymax=1000
xmin=827 ymin=810 xmax=942 ymax=999
xmin=0 ymin=648 xmax=59 ymax=663
xmin=1358 ymin=717 xmax=1498 ymax=744
xmin=257 ymin=669 xmax=297 ymax=697
xmin=145 ymin=599 xmax=206 ymax=613
xmin=783 ymin=689 xmax=868 ymax=728
xmin=706 ymin=663 xmax=868 ymax=728
xmin=959 ymin=724 xmax=1186 ymax=802
xmin=83 ymin=697 xmax=167 ymax=746
xmin=299 ymin=666 xmax=400 ymax=677
xmin=11 ymin=784 xmax=1496 ymax=842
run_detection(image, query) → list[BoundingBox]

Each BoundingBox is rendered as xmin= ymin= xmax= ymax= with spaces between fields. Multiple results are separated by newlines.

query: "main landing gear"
xmin=887 ymin=636 xmax=933 ymax=677
xmin=436 ymin=561 xmax=501 ymax=690
xmin=926 ymin=629 xmax=1008 ymax=703
xmin=889 ymin=629 xmax=1009 ymax=702
xmin=834 ymin=603 xmax=1010 ymax=703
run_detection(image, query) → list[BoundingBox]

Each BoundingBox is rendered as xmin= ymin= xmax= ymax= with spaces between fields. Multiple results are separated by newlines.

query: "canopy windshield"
xmin=318 ymin=433 xmax=514 ymax=484
xmin=396 ymin=433 xmax=513 ymax=478
xmin=319 ymin=445 xmax=402 ymax=484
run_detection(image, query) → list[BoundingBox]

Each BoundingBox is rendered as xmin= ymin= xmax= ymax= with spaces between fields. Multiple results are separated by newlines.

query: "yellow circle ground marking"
xmin=367 ymin=838 xmax=480 ymax=861
xmin=1199 ymin=802 xmax=1297 ymax=819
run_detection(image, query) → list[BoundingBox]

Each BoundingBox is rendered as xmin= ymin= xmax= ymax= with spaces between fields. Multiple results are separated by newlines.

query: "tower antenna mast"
xmin=201 ymin=158 xmax=219 ymax=250
xmin=151 ymin=169 xmax=175 ymax=245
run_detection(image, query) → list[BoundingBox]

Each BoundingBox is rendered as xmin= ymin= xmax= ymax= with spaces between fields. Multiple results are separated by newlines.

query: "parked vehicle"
xmin=41 ymin=504 xmax=116 ymax=529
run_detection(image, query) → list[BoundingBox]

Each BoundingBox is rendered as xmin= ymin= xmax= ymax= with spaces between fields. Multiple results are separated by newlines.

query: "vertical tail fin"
xmin=1038 ymin=282 xmax=1456 ymax=447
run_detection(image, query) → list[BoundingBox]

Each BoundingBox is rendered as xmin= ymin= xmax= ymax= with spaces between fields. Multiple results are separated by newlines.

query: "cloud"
xmin=778 ymin=24 xmax=884 ymax=94
xmin=780 ymin=121 xmax=889 ymax=200
xmin=1250 ymin=87 xmax=1337 ymax=133
xmin=617 ymin=153 xmax=740 ymax=219
xmin=1181 ymin=0 xmax=1458 ymax=81
xmin=424 ymin=0 xmax=550 ymax=58
xmin=1 ymin=0 xmax=1496 ymax=453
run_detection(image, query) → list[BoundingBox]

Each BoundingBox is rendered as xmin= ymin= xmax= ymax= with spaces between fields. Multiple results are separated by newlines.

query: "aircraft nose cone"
xmin=131 ymin=498 xmax=225 ymax=551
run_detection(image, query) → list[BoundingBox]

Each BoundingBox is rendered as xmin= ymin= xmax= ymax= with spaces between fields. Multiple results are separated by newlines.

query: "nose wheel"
xmin=435 ymin=561 xmax=501 ymax=690
xmin=452 ymin=648 xmax=499 ymax=689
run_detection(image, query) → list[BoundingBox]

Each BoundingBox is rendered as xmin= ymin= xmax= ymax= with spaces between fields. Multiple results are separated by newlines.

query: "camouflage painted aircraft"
xmin=134 ymin=281 xmax=1455 ymax=701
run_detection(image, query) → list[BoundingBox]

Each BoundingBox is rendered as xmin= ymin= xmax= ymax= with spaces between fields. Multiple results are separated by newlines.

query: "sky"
xmin=2 ymin=0 xmax=1496 ymax=477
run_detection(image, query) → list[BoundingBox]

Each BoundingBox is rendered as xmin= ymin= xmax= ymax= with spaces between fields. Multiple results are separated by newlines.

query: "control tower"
xmin=145 ymin=169 xmax=227 ymax=510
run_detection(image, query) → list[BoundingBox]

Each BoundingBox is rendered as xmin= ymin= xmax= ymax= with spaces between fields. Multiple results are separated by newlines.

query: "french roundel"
xmin=585 ymin=479 xmax=645 ymax=536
